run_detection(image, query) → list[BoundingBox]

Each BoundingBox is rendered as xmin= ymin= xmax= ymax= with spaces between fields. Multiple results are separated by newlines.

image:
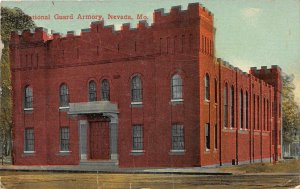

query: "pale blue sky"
xmin=2 ymin=0 xmax=300 ymax=104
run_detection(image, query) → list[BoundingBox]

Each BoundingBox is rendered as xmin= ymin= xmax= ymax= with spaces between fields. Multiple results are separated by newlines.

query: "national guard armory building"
xmin=9 ymin=3 xmax=282 ymax=167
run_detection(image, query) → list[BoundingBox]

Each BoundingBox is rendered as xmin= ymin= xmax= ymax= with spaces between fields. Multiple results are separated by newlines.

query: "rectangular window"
xmin=205 ymin=123 xmax=210 ymax=150
xmin=60 ymin=127 xmax=70 ymax=151
xmin=172 ymin=124 xmax=184 ymax=150
xmin=214 ymin=124 xmax=218 ymax=149
xmin=24 ymin=128 xmax=34 ymax=152
xmin=132 ymin=125 xmax=143 ymax=151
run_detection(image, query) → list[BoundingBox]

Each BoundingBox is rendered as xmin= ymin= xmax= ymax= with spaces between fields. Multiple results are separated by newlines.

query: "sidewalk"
xmin=0 ymin=164 xmax=233 ymax=175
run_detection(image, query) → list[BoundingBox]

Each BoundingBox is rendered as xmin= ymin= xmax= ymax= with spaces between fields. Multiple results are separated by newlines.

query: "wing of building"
xmin=9 ymin=3 xmax=282 ymax=167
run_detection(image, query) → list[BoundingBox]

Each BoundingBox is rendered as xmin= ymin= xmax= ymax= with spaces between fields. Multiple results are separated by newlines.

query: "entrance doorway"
xmin=89 ymin=121 xmax=110 ymax=160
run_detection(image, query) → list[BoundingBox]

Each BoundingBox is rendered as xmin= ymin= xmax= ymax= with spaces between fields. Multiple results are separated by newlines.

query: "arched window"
xmin=205 ymin=74 xmax=210 ymax=101
xmin=246 ymin=92 xmax=249 ymax=129
xmin=240 ymin=90 xmax=244 ymax=129
xmin=24 ymin=86 xmax=33 ymax=109
xmin=171 ymin=74 xmax=183 ymax=100
xmin=60 ymin=84 xmax=69 ymax=107
xmin=224 ymin=83 xmax=228 ymax=128
xmin=131 ymin=75 xmax=142 ymax=102
xmin=88 ymin=81 xmax=97 ymax=102
xmin=230 ymin=86 xmax=234 ymax=128
xmin=101 ymin=79 xmax=110 ymax=101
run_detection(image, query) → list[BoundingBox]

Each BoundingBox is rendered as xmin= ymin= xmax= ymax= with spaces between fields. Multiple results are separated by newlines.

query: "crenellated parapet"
xmin=10 ymin=27 xmax=50 ymax=44
xmin=10 ymin=2 xmax=214 ymax=45
xmin=154 ymin=3 xmax=213 ymax=24
xmin=250 ymin=65 xmax=282 ymax=92
xmin=250 ymin=65 xmax=281 ymax=77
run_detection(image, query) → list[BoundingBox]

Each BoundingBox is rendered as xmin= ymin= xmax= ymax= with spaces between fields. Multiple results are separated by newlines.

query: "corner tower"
xmin=250 ymin=65 xmax=282 ymax=161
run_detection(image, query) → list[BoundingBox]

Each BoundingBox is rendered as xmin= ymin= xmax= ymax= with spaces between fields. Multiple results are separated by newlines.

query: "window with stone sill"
xmin=132 ymin=125 xmax=143 ymax=151
xmin=59 ymin=83 xmax=69 ymax=107
xmin=172 ymin=124 xmax=184 ymax=151
xmin=24 ymin=86 xmax=33 ymax=109
xmin=24 ymin=128 xmax=34 ymax=152
xmin=131 ymin=75 xmax=142 ymax=103
xmin=171 ymin=74 xmax=183 ymax=101
xmin=60 ymin=127 xmax=70 ymax=152
xmin=205 ymin=123 xmax=210 ymax=150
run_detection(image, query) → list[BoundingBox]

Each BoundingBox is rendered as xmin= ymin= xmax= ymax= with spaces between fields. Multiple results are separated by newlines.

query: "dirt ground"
xmin=0 ymin=160 xmax=299 ymax=189
xmin=219 ymin=159 xmax=300 ymax=173
xmin=0 ymin=172 xmax=299 ymax=189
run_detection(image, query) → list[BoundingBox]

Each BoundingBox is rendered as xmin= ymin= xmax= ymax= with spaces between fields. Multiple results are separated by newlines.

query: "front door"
xmin=89 ymin=121 xmax=110 ymax=160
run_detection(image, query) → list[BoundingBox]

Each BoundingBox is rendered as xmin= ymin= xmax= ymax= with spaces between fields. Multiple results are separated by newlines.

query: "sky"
xmin=1 ymin=0 xmax=300 ymax=105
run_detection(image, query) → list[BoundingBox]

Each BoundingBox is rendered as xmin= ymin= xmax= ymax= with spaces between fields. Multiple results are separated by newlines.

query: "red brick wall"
xmin=10 ymin=3 xmax=281 ymax=167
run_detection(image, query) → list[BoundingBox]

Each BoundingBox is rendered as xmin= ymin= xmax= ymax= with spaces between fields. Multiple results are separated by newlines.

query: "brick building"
xmin=9 ymin=3 xmax=282 ymax=167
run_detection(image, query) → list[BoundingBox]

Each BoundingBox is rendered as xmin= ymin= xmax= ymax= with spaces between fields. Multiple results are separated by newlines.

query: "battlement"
xmin=250 ymin=65 xmax=282 ymax=75
xmin=10 ymin=27 xmax=51 ymax=43
xmin=154 ymin=3 xmax=213 ymax=24
xmin=250 ymin=65 xmax=282 ymax=91
xmin=10 ymin=3 xmax=213 ymax=44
